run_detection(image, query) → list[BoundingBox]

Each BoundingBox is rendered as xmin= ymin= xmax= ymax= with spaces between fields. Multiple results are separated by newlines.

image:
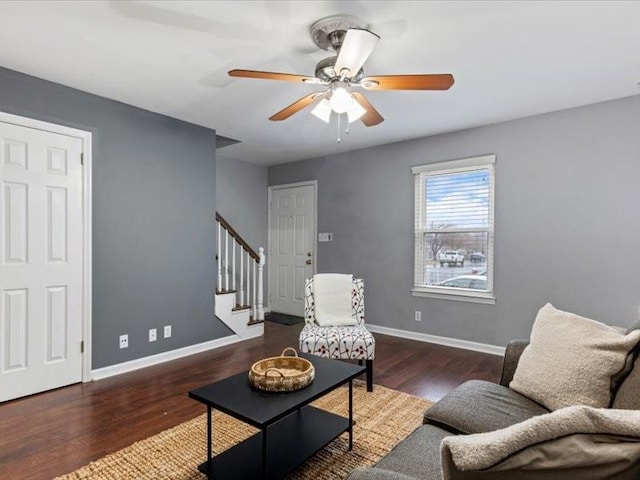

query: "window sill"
xmin=411 ymin=287 xmax=496 ymax=305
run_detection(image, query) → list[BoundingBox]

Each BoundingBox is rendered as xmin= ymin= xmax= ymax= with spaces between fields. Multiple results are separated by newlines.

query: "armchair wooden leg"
xmin=358 ymin=359 xmax=363 ymax=366
xmin=366 ymin=360 xmax=373 ymax=392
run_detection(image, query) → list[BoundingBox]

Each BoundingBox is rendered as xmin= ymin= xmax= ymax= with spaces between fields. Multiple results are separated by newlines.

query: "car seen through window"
xmin=437 ymin=275 xmax=487 ymax=290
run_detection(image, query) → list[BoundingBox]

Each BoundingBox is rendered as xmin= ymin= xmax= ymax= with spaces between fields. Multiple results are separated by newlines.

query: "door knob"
xmin=307 ymin=251 xmax=312 ymax=257
xmin=306 ymin=259 xmax=312 ymax=265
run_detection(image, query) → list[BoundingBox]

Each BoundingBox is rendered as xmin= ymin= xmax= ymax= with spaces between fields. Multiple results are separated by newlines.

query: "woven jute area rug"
xmin=56 ymin=381 xmax=431 ymax=480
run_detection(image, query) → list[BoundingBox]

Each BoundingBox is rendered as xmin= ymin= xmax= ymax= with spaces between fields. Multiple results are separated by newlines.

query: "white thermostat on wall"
xmin=318 ymin=232 xmax=333 ymax=242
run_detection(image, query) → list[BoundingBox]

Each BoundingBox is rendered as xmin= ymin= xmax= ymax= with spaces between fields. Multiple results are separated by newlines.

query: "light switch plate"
xmin=318 ymin=232 xmax=333 ymax=242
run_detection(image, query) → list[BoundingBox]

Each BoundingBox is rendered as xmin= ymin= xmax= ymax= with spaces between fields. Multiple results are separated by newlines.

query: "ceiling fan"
xmin=228 ymin=14 xmax=454 ymax=127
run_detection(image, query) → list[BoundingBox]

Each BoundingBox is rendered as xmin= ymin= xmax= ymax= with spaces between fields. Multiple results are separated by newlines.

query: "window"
xmin=412 ymin=155 xmax=495 ymax=303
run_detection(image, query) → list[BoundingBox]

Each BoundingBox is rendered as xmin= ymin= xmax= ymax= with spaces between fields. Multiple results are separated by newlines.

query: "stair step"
xmin=232 ymin=305 xmax=251 ymax=312
xmin=216 ymin=289 xmax=237 ymax=295
xmin=248 ymin=319 xmax=264 ymax=326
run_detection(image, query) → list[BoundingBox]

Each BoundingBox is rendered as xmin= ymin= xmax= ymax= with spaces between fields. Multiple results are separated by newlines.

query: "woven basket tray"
xmin=248 ymin=348 xmax=315 ymax=392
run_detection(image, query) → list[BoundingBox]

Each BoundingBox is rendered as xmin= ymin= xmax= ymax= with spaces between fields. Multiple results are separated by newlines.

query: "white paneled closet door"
xmin=269 ymin=183 xmax=315 ymax=316
xmin=0 ymin=121 xmax=83 ymax=402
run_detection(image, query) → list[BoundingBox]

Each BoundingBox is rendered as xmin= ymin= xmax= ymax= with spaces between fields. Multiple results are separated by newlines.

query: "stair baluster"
xmin=257 ymin=247 xmax=265 ymax=321
xmin=217 ymin=222 xmax=222 ymax=291
xmin=232 ymin=240 xmax=236 ymax=292
xmin=252 ymin=261 xmax=257 ymax=320
xmin=239 ymin=245 xmax=244 ymax=306
xmin=246 ymin=250 xmax=250 ymax=311
xmin=225 ymin=230 xmax=230 ymax=291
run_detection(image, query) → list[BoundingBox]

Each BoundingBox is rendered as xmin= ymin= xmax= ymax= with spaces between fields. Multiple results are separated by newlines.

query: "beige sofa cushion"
xmin=613 ymin=357 xmax=640 ymax=409
xmin=510 ymin=303 xmax=640 ymax=411
xmin=423 ymin=380 xmax=549 ymax=434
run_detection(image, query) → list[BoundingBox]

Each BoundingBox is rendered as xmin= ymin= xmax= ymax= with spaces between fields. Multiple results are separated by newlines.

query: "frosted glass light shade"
xmin=311 ymin=98 xmax=332 ymax=123
xmin=346 ymin=97 xmax=366 ymax=123
xmin=329 ymin=86 xmax=351 ymax=113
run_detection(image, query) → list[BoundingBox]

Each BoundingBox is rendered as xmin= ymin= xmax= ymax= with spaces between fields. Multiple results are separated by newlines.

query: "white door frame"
xmin=267 ymin=180 xmax=317 ymax=312
xmin=0 ymin=111 xmax=93 ymax=383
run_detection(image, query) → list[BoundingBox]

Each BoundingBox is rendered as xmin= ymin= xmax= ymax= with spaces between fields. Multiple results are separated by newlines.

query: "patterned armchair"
xmin=299 ymin=277 xmax=376 ymax=391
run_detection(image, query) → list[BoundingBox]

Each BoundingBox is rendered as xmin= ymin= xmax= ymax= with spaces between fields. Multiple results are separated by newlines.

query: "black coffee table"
xmin=188 ymin=354 xmax=366 ymax=480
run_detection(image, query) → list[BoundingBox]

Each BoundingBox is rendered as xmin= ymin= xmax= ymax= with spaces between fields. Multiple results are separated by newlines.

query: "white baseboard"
xmin=91 ymin=334 xmax=252 ymax=381
xmin=366 ymin=324 xmax=505 ymax=356
xmin=90 ymin=324 xmax=502 ymax=381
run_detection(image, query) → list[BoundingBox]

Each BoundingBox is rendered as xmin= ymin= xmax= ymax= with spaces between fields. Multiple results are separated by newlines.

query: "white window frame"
xmin=411 ymin=154 xmax=496 ymax=304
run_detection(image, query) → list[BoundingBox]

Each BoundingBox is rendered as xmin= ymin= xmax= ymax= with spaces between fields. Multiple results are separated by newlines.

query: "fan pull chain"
xmin=336 ymin=114 xmax=352 ymax=143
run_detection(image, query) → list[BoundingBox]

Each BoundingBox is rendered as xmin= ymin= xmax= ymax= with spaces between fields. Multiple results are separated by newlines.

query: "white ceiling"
xmin=0 ymin=1 xmax=639 ymax=165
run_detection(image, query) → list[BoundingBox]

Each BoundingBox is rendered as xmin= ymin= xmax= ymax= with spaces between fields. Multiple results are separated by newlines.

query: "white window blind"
xmin=412 ymin=155 xmax=495 ymax=303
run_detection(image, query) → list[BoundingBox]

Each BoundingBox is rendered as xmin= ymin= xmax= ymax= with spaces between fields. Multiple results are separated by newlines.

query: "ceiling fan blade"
xmin=352 ymin=92 xmax=384 ymax=126
xmin=361 ymin=74 xmax=455 ymax=90
xmin=269 ymin=93 xmax=322 ymax=121
xmin=229 ymin=69 xmax=318 ymax=83
xmin=335 ymin=28 xmax=380 ymax=79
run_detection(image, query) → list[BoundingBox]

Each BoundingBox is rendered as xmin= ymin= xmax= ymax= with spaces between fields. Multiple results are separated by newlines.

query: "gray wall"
xmin=0 ymin=67 xmax=229 ymax=369
xmin=216 ymin=154 xmax=269 ymax=301
xmin=216 ymin=155 xmax=268 ymax=254
xmin=269 ymin=94 xmax=640 ymax=347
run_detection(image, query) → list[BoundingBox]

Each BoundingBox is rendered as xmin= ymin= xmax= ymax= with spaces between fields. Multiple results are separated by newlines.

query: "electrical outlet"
xmin=164 ymin=325 xmax=172 ymax=338
xmin=149 ymin=328 xmax=157 ymax=342
xmin=414 ymin=310 xmax=422 ymax=322
xmin=119 ymin=334 xmax=129 ymax=349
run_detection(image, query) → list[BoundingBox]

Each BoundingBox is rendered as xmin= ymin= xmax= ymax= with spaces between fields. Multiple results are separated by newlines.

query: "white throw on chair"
xmin=299 ymin=274 xmax=376 ymax=391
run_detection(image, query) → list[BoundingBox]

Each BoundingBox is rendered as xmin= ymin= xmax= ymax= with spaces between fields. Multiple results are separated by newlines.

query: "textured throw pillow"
xmin=313 ymin=273 xmax=357 ymax=326
xmin=510 ymin=303 xmax=640 ymax=411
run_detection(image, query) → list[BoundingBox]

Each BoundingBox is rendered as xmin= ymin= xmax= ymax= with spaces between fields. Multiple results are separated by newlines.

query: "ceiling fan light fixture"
xmin=311 ymin=98 xmax=332 ymax=123
xmin=228 ymin=15 xmax=454 ymax=131
xmin=329 ymin=82 xmax=352 ymax=113
xmin=346 ymin=96 xmax=366 ymax=123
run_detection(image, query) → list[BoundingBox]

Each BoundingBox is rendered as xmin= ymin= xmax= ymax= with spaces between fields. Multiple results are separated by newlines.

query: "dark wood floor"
xmin=0 ymin=322 xmax=502 ymax=480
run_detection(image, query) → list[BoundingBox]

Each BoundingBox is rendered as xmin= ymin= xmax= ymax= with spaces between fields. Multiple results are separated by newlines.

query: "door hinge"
xmin=81 ymin=340 xmax=85 ymax=353
xmin=80 ymin=153 xmax=84 ymax=166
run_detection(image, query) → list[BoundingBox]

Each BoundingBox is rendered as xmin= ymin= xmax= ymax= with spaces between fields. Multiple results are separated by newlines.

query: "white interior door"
xmin=269 ymin=183 xmax=316 ymax=316
xmin=0 ymin=121 xmax=83 ymax=402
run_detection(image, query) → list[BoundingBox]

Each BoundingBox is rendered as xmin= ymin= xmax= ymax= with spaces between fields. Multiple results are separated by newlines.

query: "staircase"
xmin=215 ymin=212 xmax=265 ymax=339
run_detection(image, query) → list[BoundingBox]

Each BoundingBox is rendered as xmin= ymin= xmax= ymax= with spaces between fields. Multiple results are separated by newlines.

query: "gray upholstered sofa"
xmin=348 ymin=320 xmax=640 ymax=480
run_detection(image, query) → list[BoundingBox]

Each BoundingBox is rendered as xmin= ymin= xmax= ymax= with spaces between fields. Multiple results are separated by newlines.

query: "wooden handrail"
xmin=216 ymin=212 xmax=260 ymax=262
